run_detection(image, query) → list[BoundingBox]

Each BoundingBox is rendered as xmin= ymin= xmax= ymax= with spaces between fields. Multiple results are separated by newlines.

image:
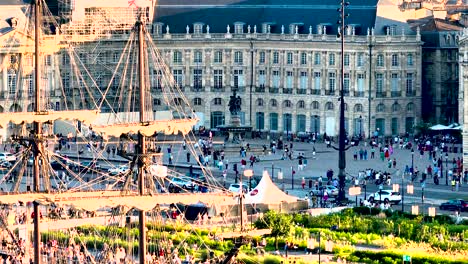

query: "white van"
xmin=0 ymin=152 xmax=16 ymax=162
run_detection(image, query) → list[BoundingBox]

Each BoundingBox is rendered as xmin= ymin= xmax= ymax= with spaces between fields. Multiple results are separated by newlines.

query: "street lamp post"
xmin=336 ymin=0 xmax=349 ymax=203
xmin=359 ymin=115 xmax=363 ymax=139
xmin=445 ymin=153 xmax=449 ymax=185
xmin=411 ymin=149 xmax=414 ymax=173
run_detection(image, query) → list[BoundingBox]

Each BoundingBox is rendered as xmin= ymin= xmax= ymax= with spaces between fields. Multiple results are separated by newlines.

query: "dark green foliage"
xmin=351 ymin=250 xmax=468 ymax=264
xmin=254 ymin=210 xmax=293 ymax=249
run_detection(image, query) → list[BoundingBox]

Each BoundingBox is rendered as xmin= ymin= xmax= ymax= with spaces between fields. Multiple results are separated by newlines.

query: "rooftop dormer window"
xmin=193 ymin=22 xmax=204 ymax=34
xmin=234 ymin=22 xmax=245 ymax=34
xmin=153 ymin=22 xmax=163 ymax=35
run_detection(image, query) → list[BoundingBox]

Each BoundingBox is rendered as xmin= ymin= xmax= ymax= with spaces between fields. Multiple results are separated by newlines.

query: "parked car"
xmin=368 ymin=190 xmax=401 ymax=204
xmin=168 ymin=177 xmax=195 ymax=193
xmin=228 ymin=183 xmax=249 ymax=193
xmin=0 ymin=160 xmax=12 ymax=169
xmin=109 ymin=165 xmax=130 ymax=176
xmin=78 ymin=161 xmax=101 ymax=173
xmin=50 ymin=161 xmax=67 ymax=170
xmin=310 ymin=185 xmax=339 ymax=197
xmin=439 ymin=199 xmax=468 ymax=212
xmin=0 ymin=153 xmax=16 ymax=162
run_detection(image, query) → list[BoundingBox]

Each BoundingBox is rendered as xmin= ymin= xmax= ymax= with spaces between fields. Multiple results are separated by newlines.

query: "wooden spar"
xmin=33 ymin=1 xmax=42 ymax=263
xmin=137 ymin=18 xmax=147 ymax=264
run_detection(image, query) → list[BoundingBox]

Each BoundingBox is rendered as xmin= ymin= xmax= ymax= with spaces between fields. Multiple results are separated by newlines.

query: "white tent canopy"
xmin=244 ymin=172 xmax=298 ymax=204
xmin=429 ymin=124 xmax=450 ymax=130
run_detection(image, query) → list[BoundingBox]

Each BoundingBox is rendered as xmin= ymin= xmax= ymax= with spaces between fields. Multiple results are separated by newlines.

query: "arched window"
xmin=325 ymin=102 xmax=334 ymax=111
xmin=193 ymin=97 xmax=202 ymax=106
xmin=270 ymin=99 xmax=278 ymax=107
xmin=256 ymin=98 xmax=264 ymax=106
xmin=283 ymin=100 xmax=292 ymax=108
xmin=213 ymin=98 xmax=222 ymax=105
xmin=376 ymin=103 xmax=386 ymax=112
xmin=153 ymin=98 xmax=161 ymax=106
xmin=354 ymin=103 xmax=363 ymax=112
xmin=391 ymin=102 xmax=401 ymax=112
xmin=407 ymin=102 xmax=414 ymax=112
xmin=297 ymin=100 xmax=305 ymax=109
xmin=311 ymin=101 xmax=320 ymax=110
xmin=174 ymin=98 xmax=183 ymax=106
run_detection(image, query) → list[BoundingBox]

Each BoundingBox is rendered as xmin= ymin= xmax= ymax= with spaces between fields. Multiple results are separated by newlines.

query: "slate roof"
xmin=154 ymin=0 xmax=379 ymax=35
xmin=0 ymin=0 xmax=30 ymax=4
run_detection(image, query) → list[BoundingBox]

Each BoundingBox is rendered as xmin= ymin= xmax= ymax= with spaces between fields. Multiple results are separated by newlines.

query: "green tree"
xmin=254 ymin=210 xmax=292 ymax=249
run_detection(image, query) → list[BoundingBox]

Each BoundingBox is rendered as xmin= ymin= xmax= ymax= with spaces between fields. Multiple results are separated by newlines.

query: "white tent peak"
xmin=244 ymin=172 xmax=298 ymax=204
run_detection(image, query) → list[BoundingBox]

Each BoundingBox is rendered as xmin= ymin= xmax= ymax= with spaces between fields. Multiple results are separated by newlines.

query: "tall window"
xmin=377 ymin=54 xmax=384 ymax=67
xmin=391 ymin=54 xmax=399 ymax=67
xmin=62 ymin=72 xmax=70 ymax=92
xmin=214 ymin=51 xmax=223 ymax=63
xmin=7 ymin=69 xmax=17 ymax=94
xmin=62 ymin=54 xmax=69 ymax=65
xmin=270 ymin=113 xmax=278 ymax=130
xmin=25 ymin=74 xmax=33 ymax=95
xmin=391 ymin=73 xmax=399 ymax=92
xmin=283 ymin=113 xmax=292 ymax=132
xmin=273 ymin=51 xmax=279 ymax=64
xmin=151 ymin=70 xmax=162 ymax=89
xmin=314 ymin=72 xmax=321 ymax=90
xmin=259 ymin=70 xmax=266 ymax=88
xmin=173 ymin=51 xmax=182 ymax=64
xmin=173 ymin=69 xmax=183 ymax=87
xmin=314 ymin=53 xmax=321 ymax=65
xmin=300 ymin=72 xmax=308 ymax=89
xmin=329 ymin=53 xmax=335 ymax=66
xmin=344 ymin=54 xmax=350 ymax=66
xmin=300 ymin=52 xmax=307 ymax=65
xmin=259 ymin=51 xmax=266 ymax=64
xmin=406 ymin=73 xmax=414 ymax=94
xmin=376 ymin=73 xmax=384 ymax=94
xmin=193 ymin=69 xmax=202 ymax=89
xmin=233 ymin=69 xmax=244 ymax=88
xmin=194 ymin=51 xmax=203 ymax=63
xmin=272 ymin=70 xmax=280 ymax=88
xmin=211 ymin=111 xmax=225 ymax=128
xmin=286 ymin=71 xmax=293 ymax=89
xmin=45 ymin=55 xmax=52 ymax=66
xmin=286 ymin=52 xmax=293 ymax=65
xmin=357 ymin=53 xmax=364 ymax=67
xmin=357 ymin=73 xmax=365 ymax=93
xmin=214 ymin=69 xmax=223 ymax=88
xmin=113 ymin=53 xmax=119 ymax=63
xmin=328 ymin=72 xmax=336 ymax=92
xmin=343 ymin=73 xmax=350 ymax=92
xmin=256 ymin=112 xmax=265 ymax=130
xmin=407 ymin=53 xmax=413 ymax=66
xmin=234 ymin=51 xmax=243 ymax=64
xmin=297 ymin=115 xmax=306 ymax=132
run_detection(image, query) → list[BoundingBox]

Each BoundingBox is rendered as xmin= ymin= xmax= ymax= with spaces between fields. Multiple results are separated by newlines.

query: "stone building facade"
xmin=58 ymin=25 xmax=422 ymax=137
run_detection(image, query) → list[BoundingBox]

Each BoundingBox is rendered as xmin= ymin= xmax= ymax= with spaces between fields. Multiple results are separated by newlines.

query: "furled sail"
xmin=92 ymin=118 xmax=198 ymax=137
xmin=0 ymin=110 xmax=99 ymax=128
xmin=0 ymin=191 xmax=235 ymax=211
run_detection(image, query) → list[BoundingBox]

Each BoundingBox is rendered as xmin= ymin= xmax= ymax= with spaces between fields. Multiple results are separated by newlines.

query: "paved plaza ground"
xmin=49 ymin=134 xmax=468 ymax=216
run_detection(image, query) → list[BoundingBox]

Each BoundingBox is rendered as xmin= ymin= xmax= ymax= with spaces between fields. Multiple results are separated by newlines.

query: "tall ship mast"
xmin=0 ymin=0 xmax=270 ymax=263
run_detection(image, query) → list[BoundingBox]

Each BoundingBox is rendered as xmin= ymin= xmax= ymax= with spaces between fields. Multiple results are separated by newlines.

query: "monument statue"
xmin=228 ymin=90 xmax=242 ymax=115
